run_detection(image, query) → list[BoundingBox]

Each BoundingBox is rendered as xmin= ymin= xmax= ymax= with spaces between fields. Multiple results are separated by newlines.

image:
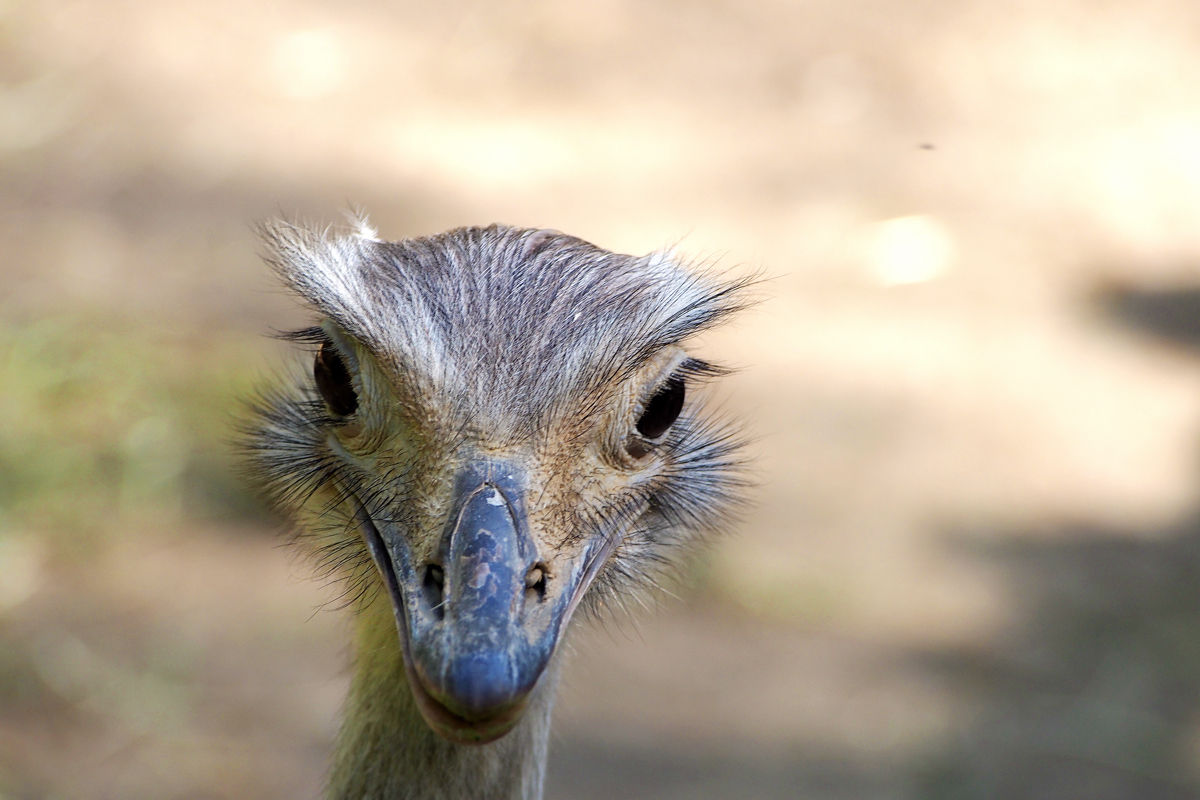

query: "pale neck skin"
xmin=327 ymin=590 xmax=559 ymax=800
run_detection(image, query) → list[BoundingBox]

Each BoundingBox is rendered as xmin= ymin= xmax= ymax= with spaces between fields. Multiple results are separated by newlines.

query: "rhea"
xmin=243 ymin=218 xmax=748 ymax=800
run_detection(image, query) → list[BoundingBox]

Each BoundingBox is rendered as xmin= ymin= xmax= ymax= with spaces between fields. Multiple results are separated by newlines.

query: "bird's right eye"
xmin=314 ymin=342 xmax=358 ymax=416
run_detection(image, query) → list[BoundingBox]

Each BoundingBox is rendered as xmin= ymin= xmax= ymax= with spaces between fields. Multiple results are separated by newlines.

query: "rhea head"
xmin=245 ymin=219 xmax=748 ymax=745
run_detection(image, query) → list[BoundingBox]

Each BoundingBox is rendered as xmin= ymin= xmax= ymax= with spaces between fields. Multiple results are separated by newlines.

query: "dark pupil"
xmin=314 ymin=343 xmax=358 ymax=416
xmin=636 ymin=377 xmax=685 ymax=439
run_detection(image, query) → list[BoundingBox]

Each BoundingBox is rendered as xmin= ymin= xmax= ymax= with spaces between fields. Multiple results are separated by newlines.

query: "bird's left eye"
xmin=636 ymin=376 xmax=685 ymax=440
xmin=314 ymin=342 xmax=358 ymax=416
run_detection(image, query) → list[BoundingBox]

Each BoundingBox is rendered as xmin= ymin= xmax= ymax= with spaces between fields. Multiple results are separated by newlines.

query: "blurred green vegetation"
xmin=0 ymin=316 xmax=271 ymax=550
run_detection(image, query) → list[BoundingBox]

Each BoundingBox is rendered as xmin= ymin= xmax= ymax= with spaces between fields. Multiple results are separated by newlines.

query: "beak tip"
xmin=403 ymin=650 xmax=536 ymax=745
xmin=440 ymin=653 xmax=523 ymax=721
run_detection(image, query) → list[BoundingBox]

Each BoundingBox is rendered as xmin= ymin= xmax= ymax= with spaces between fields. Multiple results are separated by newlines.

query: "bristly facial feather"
xmin=242 ymin=218 xmax=752 ymax=621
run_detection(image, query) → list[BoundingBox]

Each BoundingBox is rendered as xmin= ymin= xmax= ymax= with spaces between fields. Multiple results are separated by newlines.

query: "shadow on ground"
xmin=1096 ymin=281 xmax=1200 ymax=353
xmin=915 ymin=514 xmax=1200 ymax=799
xmin=911 ymin=283 xmax=1200 ymax=799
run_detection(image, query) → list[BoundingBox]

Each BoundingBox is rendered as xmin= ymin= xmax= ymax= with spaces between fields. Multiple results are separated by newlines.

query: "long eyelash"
xmin=676 ymin=357 xmax=731 ymax=380
xmin=274 ymin=325 xmax=331 ymax=346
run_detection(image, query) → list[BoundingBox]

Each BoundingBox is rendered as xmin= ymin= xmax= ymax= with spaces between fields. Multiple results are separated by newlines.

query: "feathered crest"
xmin=257 ymin=219 xmax=754 ymax=439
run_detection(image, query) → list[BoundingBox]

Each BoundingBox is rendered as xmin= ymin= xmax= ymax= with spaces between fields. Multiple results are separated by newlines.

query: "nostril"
xmin=423 ymin=564 xmax=445 ymax=615
xmin=524 ymin=564 xmax=547 ymax=602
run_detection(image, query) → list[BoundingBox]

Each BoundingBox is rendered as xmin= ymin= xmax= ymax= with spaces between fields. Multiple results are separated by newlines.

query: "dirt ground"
xmin=5 ymin=0 xmax=1200 ymax=798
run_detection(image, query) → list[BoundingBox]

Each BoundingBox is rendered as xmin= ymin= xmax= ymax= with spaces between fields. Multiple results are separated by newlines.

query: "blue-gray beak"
xmin=358 ymin=459 xmax=605 ymax=743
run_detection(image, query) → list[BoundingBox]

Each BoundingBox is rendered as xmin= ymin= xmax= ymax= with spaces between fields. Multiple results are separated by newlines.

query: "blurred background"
xmin=4 ymin=0 xmax=1200 ymax=797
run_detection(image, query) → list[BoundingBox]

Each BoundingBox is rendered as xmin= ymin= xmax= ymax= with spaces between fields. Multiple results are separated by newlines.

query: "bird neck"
xmin=326 ymin=589 xmax=558 ymax=800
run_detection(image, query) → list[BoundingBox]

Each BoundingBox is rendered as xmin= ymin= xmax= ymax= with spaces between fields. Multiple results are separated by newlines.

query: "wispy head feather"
xmin=258 ymin=220 xmax=753 ymax=441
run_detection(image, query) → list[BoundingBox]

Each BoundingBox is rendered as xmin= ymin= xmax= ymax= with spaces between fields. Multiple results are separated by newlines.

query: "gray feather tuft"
xmin=257 ymin=219 xmax=753 ymax=442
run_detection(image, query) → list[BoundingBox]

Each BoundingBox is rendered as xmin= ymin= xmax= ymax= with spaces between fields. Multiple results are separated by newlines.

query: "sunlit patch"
xmin=0 ymin=535 xmax=43 ymax=610
xmin=265 ymin=29 xmax=347 ymax=100
xmin=859 ymin=215 xmax=956 ymax=286
xmin=1089 ymin=118 xmax=1200 ymax=252
xmin=387 ymin=119 xmax=577 ymax=188
xmin=0 ymin=75 xmax=78 ymax=151
xmin=379 ymin=113 xmax=696 ymax=194
xmin=801 ymin=54 xmax=873 ymax=126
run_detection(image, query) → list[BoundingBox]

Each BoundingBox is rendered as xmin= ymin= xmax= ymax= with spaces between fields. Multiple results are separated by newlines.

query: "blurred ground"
xmin=5 ymin=0 xmax=1200 ymax=798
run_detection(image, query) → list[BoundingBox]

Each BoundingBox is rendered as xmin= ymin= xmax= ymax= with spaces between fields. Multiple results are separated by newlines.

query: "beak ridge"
xmin=408 ymin=462 xmax=546 ymax=725
xmin=362 ymin=458 xmax=624 ymax=743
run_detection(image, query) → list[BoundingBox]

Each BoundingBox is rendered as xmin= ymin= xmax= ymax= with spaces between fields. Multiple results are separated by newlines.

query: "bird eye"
xmin=314 ymin=342 xmax=358 ymax=416
xmin=635 ymin=376 xmax=685 ymax=440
